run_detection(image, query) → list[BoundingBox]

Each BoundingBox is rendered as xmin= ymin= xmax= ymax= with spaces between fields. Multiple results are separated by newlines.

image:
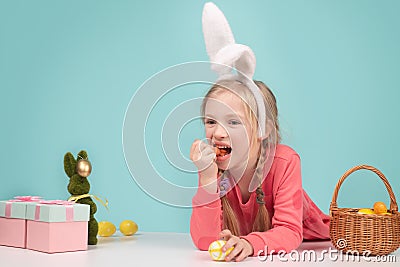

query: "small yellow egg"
xmin=98 ymin=221 xmax=116 ymax=237
xmin=357 ymin=208 xmax=375 ymax=215
xmin=119 ymin=220 xmax=138 ymax=236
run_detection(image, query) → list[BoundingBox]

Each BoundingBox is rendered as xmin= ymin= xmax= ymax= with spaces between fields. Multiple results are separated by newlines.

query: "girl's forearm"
xmin=190 ymin=186 xmax=222 ymax=250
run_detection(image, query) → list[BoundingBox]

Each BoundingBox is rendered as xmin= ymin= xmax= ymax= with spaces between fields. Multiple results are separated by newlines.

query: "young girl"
xmin=189 ymin=3 xmax=330 ymax=262
xmin=189 ymin=79 xmax=330 ymax=262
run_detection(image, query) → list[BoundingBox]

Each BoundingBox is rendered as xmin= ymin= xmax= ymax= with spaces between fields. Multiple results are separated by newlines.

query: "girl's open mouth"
xmin=214 ymin=144 xmax=232 ymax=161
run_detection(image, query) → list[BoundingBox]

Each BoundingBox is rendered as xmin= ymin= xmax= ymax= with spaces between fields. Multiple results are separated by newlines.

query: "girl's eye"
xmin=229 ymin=120 xmax=241 ymax=125
xmin=205 ymin=119 xmax=216 ymax=125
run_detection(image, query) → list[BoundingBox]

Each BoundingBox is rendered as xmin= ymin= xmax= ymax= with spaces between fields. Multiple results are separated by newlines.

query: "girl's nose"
xmin=213 ymin=123 xmax=228 ymax=139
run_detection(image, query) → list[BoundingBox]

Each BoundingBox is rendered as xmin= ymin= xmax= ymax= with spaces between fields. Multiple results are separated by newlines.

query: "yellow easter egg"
xmin=208 ymin=240 xmax=234 ymax=261
xmin=98 ymin=221 xmax=116 ymax=237
xmin=119 ymin=220 xmax=138 ymax=236
xmin=357 ymin=208 xmax=375 ymax=215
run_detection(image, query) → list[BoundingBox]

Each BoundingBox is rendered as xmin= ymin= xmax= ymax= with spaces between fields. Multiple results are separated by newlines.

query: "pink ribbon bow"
xmin=14 ymin=196 xmax=42 ymax=202
xmin=5 ymin=196 xmax=42 ymax=218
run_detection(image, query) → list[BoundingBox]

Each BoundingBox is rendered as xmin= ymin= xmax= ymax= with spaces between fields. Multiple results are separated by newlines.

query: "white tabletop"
xmin=1 ymin=232 xmax=399 ymax=266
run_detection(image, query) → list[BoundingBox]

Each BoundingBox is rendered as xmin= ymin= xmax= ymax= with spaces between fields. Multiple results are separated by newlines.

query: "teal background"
xmin=1 ymin=0 xmax=399 ymax=232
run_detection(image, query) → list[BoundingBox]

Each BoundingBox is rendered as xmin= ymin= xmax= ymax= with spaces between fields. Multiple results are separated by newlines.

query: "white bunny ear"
xmin=202 ymin=2 xmax=235 ymax=61
xmin=202 ymin=2 xmax=256 ymax=80
xmin=213 ymin=44 xmax=256 ymax=79
xmin=202 ymin=2 xmax=266 ymax=138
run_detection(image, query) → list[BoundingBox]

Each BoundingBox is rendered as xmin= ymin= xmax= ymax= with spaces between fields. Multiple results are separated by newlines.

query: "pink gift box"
xmin=26 ymin=220 xmax=88 ymax=253
xmin=0 ymin=196 xmax=42 ymax=248
xmin=25 ymin=200 xmax=90 ymax=253
xmin=0 ymin=217 xmax=26 ymax=248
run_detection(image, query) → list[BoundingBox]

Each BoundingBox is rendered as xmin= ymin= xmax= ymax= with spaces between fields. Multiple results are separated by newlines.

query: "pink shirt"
xmin=190 ymin=144 xmax=330 ymax=256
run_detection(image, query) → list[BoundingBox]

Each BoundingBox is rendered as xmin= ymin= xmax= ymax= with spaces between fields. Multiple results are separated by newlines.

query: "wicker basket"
xmin=330 ymin=165 xmax=400 ymax=256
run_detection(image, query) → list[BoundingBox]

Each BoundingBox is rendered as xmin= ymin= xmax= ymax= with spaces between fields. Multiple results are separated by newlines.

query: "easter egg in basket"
xmin=357 ymin=208 xmax=374 ymax=215
xmin=373 ymin=201 xmax=387 ymax=214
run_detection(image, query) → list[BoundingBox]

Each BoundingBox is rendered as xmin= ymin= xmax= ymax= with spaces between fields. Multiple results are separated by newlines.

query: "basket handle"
xmin=330 ymin=165 xmax=398 ymax=212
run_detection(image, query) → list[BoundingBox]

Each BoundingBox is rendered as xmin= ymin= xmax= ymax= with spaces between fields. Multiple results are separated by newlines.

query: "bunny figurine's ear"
xmin=202 ymin=2 xmax=235 ymax=61
xmin=64 ymin=152 xmax=77 ymax=178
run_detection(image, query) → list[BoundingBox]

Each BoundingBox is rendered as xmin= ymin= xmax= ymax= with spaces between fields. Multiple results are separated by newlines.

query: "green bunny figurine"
xmin=64 ymin=150 xmax=98 ymax=245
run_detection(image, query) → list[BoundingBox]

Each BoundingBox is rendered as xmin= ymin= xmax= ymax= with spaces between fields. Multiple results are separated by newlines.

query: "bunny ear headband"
xmin=202 ymin=2 xmax=266 ymax=138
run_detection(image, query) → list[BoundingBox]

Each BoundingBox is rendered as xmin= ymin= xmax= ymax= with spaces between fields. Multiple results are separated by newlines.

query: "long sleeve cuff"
xmin=240 ymin=233 xmax=266 ymax=257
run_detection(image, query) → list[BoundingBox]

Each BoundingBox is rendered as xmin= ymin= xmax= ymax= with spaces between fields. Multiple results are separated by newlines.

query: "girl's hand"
xmin=219 ymin=229 xmax=254 ymax=262
xmin=190 ymin=139 xmax=218 ymax=184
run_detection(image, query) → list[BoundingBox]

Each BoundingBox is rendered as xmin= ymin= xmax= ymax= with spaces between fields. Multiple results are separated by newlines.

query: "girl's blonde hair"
xmin=201 ymin=79 xmax=280 ymax=236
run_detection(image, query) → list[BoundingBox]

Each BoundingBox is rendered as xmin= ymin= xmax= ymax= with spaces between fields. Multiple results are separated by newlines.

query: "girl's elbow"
xmin=292 ymin=225 xmax=303 ymax=247
xmin=194 ymin=241 xmax=209 ymax=251
xmin=190 ymin=232 xmax=213 ymax=251
xmin=289 ymin=227 xmax=303 ymax=251
xmin=282 ymin=226 xmax=303 ymax=252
